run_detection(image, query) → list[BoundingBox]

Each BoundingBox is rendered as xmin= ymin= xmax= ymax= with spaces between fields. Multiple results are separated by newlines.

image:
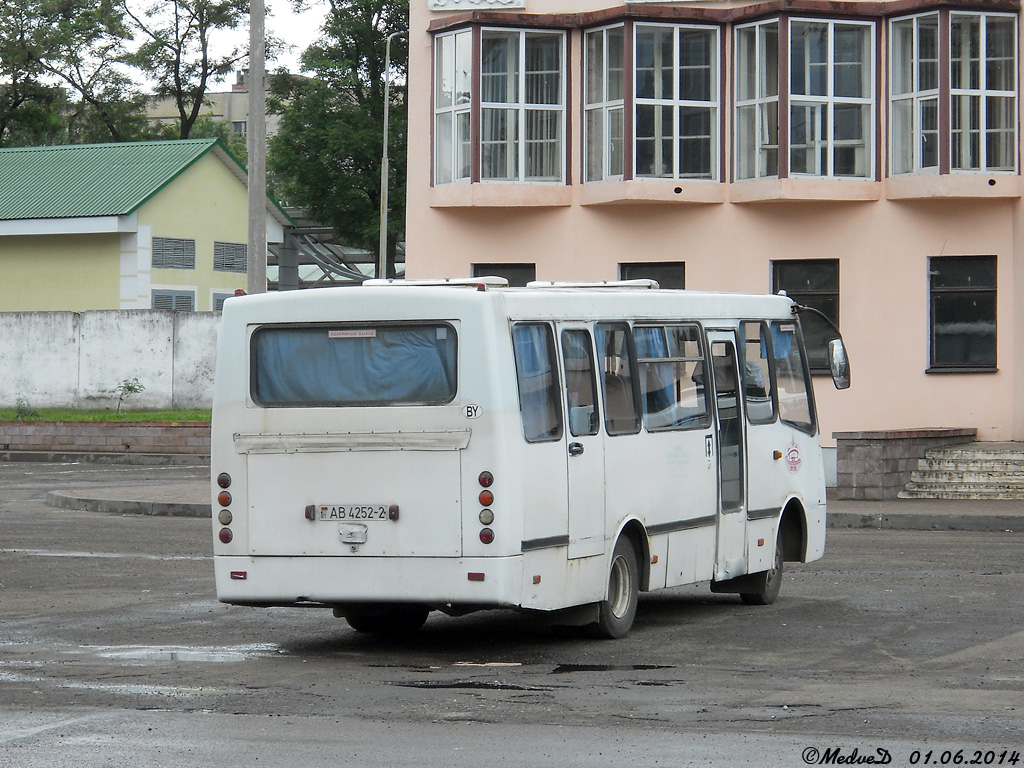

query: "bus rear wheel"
xmin=740 ymin=539 xmax=784 ymax=605
xmin=592 ymin=537 xmax=639 ymax=639
xmin=343 ymin=604 xmax=430 ymax=633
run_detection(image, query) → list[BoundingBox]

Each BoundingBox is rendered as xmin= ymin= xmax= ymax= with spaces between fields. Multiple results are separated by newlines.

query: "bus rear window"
xmin=251 ymin=324 xmax=457 ymax=406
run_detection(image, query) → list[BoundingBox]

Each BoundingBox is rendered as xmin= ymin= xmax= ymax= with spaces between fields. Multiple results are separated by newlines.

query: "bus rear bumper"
xmin=214 ymin=554 xmax=524 ymax=608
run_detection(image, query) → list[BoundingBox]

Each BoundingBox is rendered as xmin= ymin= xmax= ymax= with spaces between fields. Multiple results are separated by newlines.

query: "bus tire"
xmin=593 ymin=537 xmax=639 ymax=639
xmin=740 ymin=539 xmax=784 ymax=606
xmin=344 ymin=604 xmax=430 ymax=633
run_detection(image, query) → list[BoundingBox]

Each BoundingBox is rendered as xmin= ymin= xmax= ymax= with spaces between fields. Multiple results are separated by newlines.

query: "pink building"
xmin=405 ymin=0 xmax=1024 ymax=476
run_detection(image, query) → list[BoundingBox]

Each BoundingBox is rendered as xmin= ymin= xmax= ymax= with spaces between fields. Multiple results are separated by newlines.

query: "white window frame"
xmin=890 ymin=13 xmax=941 ymax=175
xmin=480 ymin=28 xmax=566 ymax=184
xmin=633 ymin=23 xmax=720 ymax=181
xmin=788 ymin=18 xmax=875 ymax=179
xmin=734 ymin=20 xmax=780 ymax=180
xmin=584 ymin=24 xmax=626 ymax=183
xmin=434 ymin=29 xmax=473 ymax=186
xmin=950 ymin=11 xmax=1017 ymax=173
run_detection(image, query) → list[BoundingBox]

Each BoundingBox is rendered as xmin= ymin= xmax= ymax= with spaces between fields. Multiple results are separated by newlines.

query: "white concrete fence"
xmin=0 ymin=311 xmax=219 ymax=411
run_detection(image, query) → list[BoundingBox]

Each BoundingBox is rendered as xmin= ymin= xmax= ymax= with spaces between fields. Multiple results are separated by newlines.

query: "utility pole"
xmin=378 ymin=30 xmax=406 ymax=280
xmin=247 ymin=0 xmax=267 ymax=294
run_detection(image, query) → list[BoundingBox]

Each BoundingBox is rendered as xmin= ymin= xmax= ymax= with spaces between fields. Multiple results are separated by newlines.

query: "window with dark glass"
xmin=473 ymin=263 xmax=536 ymax=287
xmin=740 ymin=321 xmax=777 ymax=425
xmin=619 ymin=262 xmax=685 ymax=290
xmin=634 ymin=324 xmax=710 ymax=431
xmin=595 ymin=323 xmax=641 ymax=435
xmin=252 ymin=324 xmax=458 ymax=407
xmin=929 ymin=256 xmax=997 ymax=370
xmin=512 ymin=323 xmax=563 ymax=442
xmin=772 ymin=259 xmax=839 ymax=372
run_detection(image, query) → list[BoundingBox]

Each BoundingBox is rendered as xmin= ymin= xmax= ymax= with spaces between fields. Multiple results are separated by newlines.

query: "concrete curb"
xmin=45 ymin=490 xmax=212 ymax=519
xmin=2 ymin=450 xmax=208 ymax=467
xmin=827 ymin=511 xmax=1018 ymax=533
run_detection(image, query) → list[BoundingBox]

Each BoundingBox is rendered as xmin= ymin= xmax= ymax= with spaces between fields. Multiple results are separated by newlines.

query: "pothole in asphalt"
xmin=89 ymin=644 xmax=280 ymax=663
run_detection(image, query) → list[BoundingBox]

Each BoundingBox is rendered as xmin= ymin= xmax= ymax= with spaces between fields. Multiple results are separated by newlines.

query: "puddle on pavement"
xmin=89 ymin=644 xmax=279 ymax=663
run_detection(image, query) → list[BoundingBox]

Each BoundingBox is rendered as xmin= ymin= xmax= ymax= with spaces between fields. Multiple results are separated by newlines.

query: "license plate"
xmin=318 ymin=504 xmax=388 ymax=521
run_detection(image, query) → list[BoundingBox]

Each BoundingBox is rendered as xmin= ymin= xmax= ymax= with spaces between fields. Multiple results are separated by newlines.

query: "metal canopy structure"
xmin=267 ymin=210 xmax=405 ymax=290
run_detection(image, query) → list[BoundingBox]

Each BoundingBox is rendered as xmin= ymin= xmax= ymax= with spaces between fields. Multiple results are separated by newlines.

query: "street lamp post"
xmin=378 ymin=30 xmax=406 ymax=280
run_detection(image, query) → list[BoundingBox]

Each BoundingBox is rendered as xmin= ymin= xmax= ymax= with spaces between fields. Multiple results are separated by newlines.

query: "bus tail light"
xmin=217 ymin=473 xmax=232 ymax=488
xmin=479 ymin=528 xmax=494 ymax=544
xmin=219 ymin=528 xmax=233 ymax=544
xmin=479 ymin=490 xmax=494 ymax=506
xmin=478 ymin=471 xmax=494 ymax=487
xmin=218 ymin=491 xmax=232 ymax=507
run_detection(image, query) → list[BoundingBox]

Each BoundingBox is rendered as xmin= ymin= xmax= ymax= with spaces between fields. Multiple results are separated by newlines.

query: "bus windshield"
xmin=251 ymin=323 xmax=458 ymax=406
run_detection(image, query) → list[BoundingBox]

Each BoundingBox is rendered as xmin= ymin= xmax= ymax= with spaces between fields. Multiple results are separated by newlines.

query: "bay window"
xmin=434 ymin=27 xmax=566 ymax=186
xmin=891 ymin=11 xmax=1017 ymax=175
xmin=584 ymin=22 xmax=720 ymax=183
xmin=736 ymin=18 xmax=873 ymax=180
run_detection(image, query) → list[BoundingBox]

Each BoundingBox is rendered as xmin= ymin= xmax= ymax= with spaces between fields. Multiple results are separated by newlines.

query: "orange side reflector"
xmin=651 ymin=555 xmax=659 ymax=565
xmin=757 ymin=538 xmax=765 ymax=547
xmin=533 ymin=575 xmax=541 ymax=585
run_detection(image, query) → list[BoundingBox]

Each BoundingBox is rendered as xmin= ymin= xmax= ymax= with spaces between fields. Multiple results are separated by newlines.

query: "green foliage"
xmin=116 ymin=377 xmax=145 ymax=413
xmin=268 ymin=0 xmax=408 ymax=269
xmin=0 ymin=408 xmax=211 ymax=423
xmin=14 ymin=398 xmax=41 ymax=420
xmin=122 ymin=0 xmax=249 ymax=139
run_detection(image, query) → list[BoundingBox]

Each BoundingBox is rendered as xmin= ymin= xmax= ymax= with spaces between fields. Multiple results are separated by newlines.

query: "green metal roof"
xmin=0 ymin=139 xmax=292 ymax=225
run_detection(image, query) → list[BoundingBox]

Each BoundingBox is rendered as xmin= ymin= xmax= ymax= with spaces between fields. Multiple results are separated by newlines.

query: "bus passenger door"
xmin=707 ymin=332 xmax=747 ymax=580
xmin=559 ymin=327 xmax=605 ymax=559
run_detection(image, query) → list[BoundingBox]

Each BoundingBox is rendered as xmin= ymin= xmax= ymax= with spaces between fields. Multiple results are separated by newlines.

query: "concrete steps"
xmin=899 ymin=444 xmax=1024 ymax=500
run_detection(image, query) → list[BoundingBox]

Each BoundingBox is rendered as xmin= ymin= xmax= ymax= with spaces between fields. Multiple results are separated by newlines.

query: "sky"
xmin=216 ymin=0 xmax=329 ymax=81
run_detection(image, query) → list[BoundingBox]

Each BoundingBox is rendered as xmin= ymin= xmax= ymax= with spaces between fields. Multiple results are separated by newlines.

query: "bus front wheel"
xmin=593 ymin=537 xmax=639 ymax=639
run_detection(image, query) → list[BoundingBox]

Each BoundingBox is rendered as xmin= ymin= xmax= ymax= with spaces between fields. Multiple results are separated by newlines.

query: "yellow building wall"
xmin=140 ymin=152 xmax=249 ymax=311
xmin=0 ymin=233 xmax=120 ymax=311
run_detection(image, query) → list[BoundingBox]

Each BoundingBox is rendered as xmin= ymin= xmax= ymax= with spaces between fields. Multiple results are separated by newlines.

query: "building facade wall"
xmin=0 ymin=233 xmax=121 ymax=311
xmin=139 ymin=152 xmax=252 ymax=311
xmin=406 ymin=0 xmax=1024 ymax=444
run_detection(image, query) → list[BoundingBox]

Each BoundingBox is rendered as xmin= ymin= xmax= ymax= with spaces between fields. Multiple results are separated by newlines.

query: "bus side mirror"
xmin=828 ymin=339 xmax=851 ymax=390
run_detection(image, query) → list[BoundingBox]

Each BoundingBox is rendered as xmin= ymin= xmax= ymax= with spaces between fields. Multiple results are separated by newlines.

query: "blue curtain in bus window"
xmin=633 ymin=327 xmax=674 ymax=418
xmin=253 ymin=325 xmax=457 ymax=405
xmin=512 ymin=324 xmax=562 ymax=442
xmin=770 ymin=323 xmax=794 ymax=359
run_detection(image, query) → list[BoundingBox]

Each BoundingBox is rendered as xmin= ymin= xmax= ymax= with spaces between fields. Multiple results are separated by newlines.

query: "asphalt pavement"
xmin=25 ymin=451 xmax=1023 ymax=532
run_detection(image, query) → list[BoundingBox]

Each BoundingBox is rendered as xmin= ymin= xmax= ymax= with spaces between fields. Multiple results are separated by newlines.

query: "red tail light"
xmin=479 ymin=528 xmax=494 ymax=544
xmin=218 ymin=528 xmax=233 ymax=544
xmin=217 ymin=491 xmax=232 ymax=507
xmin=479 ymin=490 xmax=494 ymax=506
xmin=478 ymin=471 xmax=494 ymax=487
xmin=217 ymin=473 xmax=231 ymax=488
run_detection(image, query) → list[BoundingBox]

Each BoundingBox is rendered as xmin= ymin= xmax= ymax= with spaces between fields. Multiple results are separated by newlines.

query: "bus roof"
xmin=223 ymin=283 xmax=797 ymax=323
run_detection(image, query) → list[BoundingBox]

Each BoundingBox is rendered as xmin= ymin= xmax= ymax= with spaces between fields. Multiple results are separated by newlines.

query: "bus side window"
xmin=740 ymin=321 xmax=777 ymax=425
xmin=634 ymin=324 xmax=710 ymax=431
xmin=561 ymin=329 xmax=599 ymax=436
xmin=512 ymin=323 xmax=564 ymax=442
xmin=595 ymin=322 xmax=641 ymax=436
xmin=770 ymin=321 xmax=816 ymax=435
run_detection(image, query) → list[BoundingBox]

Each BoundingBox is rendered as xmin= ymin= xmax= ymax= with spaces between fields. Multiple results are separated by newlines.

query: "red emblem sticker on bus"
xmin=785 ymin=440 xmax=802 ymax=473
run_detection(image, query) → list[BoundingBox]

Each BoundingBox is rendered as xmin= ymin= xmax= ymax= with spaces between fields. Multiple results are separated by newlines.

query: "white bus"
xmin=211 ymin=280 xmax=850 ymax=638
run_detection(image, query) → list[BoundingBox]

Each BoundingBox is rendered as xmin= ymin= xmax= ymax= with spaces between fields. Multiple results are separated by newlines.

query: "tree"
xmin=123 ymin=0 xmax=249 ymax=140
xmin=1 ymin=0 xmax=156 ymax=146
xmin=268 ymin=0 xmax=407 ymax=272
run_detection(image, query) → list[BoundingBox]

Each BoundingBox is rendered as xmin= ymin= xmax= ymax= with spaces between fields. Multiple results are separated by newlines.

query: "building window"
xmin=789 ymin=20 xmax=873 ymax=177
xmin=151 ymin=290 xmax=195 ymax=311
xmin=736 ymin=18 xmax=873 ymax=180
xmin=434 ymin=29 xmax=472 ymax=185
xmin=152 ymin=237 xmax=196 ymax=269
xmin=213 ymin=293 xmax=234 ymax=311
xmin=772 ymin=259 xmax=839 ymax=372
xmin=951 ymin=13 xmax=1016 ymax=171
xmin=619 ymin=262 xmax=685 ymax=289
xmin=584 ymin=25 xmax=626 ymax=182
xmin=635 ymin=24 xmax=719 ymax=180
xmin=481 ymin=29 xmax=565 ymax=182
xmin=214 ymin=241 xmax=248 ymax=272
xmin=891 ymin=14 xmax=940 ymax=174
xmin=433 ymin=28 xmax=566 ymax=185
xmin=584 ymin=22 xmax=719 ymax=183
xmin=735 ymin=20 xmax=779 ymax=180
xmin=473 ymin=263 xmax=536 ymax=287
xmin=892 ymin=12 xmax=1016 ymax=175
xmin=231 ymin=121 xmax=247 ymax=136
xmin=929 ymin=255 xmax=996 ymax=371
